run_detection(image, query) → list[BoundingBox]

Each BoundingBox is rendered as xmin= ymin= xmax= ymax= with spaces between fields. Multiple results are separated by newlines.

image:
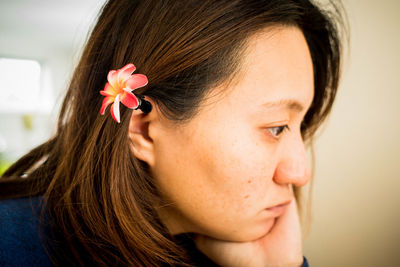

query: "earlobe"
xmin=128 ymin=97 xmax=158 ymax=167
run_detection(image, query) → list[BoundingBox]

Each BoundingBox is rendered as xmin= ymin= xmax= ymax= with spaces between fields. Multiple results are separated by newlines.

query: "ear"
xmin=128 ymin=97 xmax=159 ymax=167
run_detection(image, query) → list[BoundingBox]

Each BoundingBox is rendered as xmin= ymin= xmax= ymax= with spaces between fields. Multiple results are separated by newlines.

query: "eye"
xmin=267 ymin=125 xmax=290 ymax=139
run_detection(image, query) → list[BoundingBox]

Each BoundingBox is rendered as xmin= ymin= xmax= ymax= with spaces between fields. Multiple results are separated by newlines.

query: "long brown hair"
xmin=0 ymin=0 xmax=346 ymax=265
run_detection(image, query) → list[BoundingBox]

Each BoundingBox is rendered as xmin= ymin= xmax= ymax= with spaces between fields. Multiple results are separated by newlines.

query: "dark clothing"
xmin=0 ymin=197 xmax=309 ymax=267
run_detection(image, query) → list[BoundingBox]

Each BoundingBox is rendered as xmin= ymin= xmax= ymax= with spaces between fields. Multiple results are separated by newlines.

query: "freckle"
xmin=244 ymin=195 xmax=249 ymax=199
xmin=247 ymin=180 xmax=252 ymax=184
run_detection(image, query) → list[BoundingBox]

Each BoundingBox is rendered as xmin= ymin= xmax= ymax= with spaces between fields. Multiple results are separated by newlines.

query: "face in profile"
xmin=146 ymin=26 xmax=314 ymax=242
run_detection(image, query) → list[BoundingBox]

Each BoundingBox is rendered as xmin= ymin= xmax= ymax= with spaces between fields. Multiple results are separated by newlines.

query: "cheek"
xmin=184 ymin=128 xmax=280 ymax=240
xmin=202 ymin=127 xmax=276 ymax=212
xmin=152 ymin=113 xmax=279 ymax=239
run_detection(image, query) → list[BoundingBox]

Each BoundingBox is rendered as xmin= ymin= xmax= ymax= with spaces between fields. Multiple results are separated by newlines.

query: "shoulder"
xmin=0 ymin=196 xmax=53 ymax=266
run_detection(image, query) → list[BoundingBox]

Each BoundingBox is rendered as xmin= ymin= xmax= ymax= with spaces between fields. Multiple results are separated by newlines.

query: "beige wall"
xmin=303 ymin=0 xmax=400 ymax=266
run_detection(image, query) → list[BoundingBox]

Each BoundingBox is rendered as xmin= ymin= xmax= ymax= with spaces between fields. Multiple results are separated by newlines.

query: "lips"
xmin=266 ymin=200 xmax=292 ymax=209
xmin=265 ymin=200 xmax=291 ymax=216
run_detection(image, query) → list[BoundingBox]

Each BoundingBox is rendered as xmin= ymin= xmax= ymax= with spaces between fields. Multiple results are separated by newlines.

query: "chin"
xmin=212 ymin=218 xmax=276 ymax=242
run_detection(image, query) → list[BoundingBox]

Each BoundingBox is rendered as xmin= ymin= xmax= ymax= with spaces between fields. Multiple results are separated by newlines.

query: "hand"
xmin=193 ymin=199 xmax=304 ymax=267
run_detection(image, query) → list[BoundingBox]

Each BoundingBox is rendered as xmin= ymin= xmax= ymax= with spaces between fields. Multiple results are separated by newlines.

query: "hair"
xmin=0 ymin=0 xmax=346 ymax=265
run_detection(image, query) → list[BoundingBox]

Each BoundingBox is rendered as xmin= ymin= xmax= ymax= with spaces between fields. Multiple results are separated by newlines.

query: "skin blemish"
xmin=247 ymin=180 xmax=252 ymax=184
xmin=244 ymin=195 xmax=249 ymax=199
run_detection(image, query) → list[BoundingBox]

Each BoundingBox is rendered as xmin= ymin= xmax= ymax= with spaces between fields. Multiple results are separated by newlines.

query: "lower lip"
xmin=265 ymin=203 xmax=289 ymax=216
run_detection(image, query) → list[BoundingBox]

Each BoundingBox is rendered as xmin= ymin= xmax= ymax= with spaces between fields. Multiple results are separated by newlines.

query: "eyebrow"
xmin=261 ymin=99 xmax=305 ymax=113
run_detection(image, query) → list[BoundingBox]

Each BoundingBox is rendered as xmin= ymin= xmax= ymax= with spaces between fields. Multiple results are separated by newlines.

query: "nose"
xmin=273 ymin=132 xmax=311 ymax=187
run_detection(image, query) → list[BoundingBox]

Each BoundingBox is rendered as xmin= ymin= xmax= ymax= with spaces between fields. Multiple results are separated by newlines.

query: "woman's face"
xmin=151 ymin=26 xmax=314 ymax=242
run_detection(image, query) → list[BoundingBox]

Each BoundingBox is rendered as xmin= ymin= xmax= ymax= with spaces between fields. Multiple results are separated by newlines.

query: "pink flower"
xmin=100 ymin=63 xmax=148 ymax=123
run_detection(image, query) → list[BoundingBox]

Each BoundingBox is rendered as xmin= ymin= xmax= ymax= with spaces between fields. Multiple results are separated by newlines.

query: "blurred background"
xmin=0 ymin=0 xmax=104 ymax=170
xmin=0 ymin=0 xmax=399 ymax=266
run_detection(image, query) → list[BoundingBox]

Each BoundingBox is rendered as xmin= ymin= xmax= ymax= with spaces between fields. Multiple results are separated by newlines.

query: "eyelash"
xmin=267 ymin=125 xmax=290 ymax=139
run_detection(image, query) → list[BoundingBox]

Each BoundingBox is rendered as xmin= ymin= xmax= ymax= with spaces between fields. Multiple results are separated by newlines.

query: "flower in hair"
xmin=100 ymin=63 xmax=149 ymax=123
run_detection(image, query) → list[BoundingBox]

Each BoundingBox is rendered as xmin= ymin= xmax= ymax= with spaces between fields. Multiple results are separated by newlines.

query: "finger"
xmin=265 ymin=198 xmax=303 ymax=261
xmin=270 ymin=199 xmax=299 ymax=231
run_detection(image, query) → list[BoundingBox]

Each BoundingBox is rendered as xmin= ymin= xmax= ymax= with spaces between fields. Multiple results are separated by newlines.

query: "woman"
xmin=0 ymin=0 xmax=345 ymax=266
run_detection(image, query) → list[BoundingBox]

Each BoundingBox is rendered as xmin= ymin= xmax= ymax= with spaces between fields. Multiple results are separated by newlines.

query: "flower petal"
xmin=107 ymin=70 xmax=119 ymax=90
xmin=125 ymin=74 xmax=148 ymax=90
xmin=100 ymin=83 xmax=118 ymax=97
xmin=118 ymin=63 xmax=136 ymax=84
xmin=100 ymin=96 xmax=114 ymax=115
xmin=120 ymin=90 xmax=139 ymax=109
xmin=111 ymin=94 xmax=121 ymax=123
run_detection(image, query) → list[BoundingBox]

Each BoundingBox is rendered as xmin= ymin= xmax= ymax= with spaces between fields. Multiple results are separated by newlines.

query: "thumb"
xmin=260 ymin=198 xmax=303 ymax=264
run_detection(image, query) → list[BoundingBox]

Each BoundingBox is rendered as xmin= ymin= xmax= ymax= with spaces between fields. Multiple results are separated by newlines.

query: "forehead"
xmin=209 ymin=26 xmax=314 ymax=115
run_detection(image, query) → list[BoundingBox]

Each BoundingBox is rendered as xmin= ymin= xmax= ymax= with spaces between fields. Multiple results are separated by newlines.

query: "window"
xmin=0 ymin=58 xmax=53 ymax=113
